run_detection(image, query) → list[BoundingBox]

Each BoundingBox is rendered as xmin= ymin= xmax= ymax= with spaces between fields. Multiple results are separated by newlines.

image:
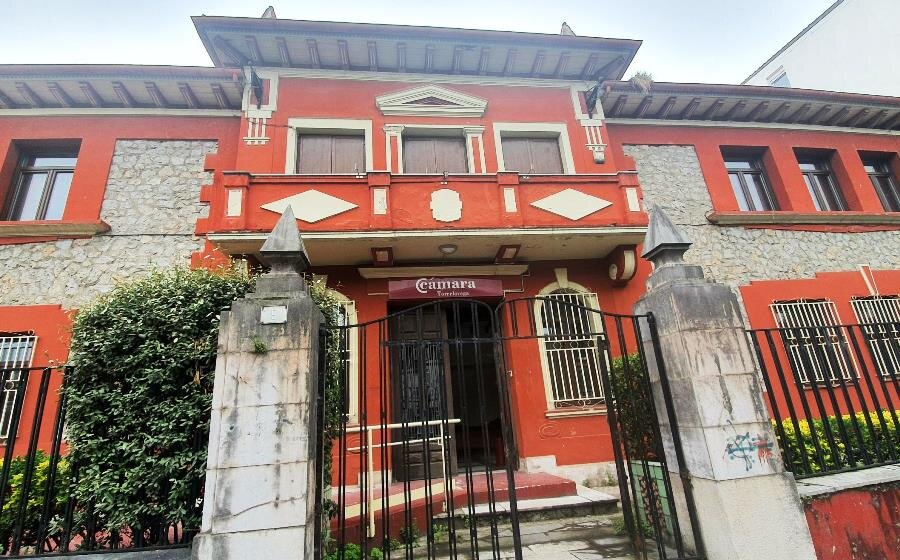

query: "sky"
xmin=0 ymin=0 xmax=836 ymax=84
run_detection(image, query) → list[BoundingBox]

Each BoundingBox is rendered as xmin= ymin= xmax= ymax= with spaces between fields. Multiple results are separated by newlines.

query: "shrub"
xmin=609 ymin=353 xmax=659 ymax=460
xmin=0 ymin=453 xmax=70 ymax=553
xmin=775 ymin=410 xmax=900 ymax=476
xmin=64 ymin=267 xmax=254 ymax=539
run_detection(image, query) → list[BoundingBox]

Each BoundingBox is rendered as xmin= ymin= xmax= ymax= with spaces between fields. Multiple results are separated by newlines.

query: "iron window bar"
xmin=0 ymin=334 xmax=37 ymax=440
xmin=851 ymin=295 xmax=900 ymax=380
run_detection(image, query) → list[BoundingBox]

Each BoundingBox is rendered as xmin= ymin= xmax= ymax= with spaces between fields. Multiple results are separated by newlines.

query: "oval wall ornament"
xmin=430 ymin=189 xmax=463 ymax=222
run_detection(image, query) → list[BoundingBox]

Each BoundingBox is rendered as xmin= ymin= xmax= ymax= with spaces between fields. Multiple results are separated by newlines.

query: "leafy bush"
xmin=0 ymin=453 xmax=70 ymax=553
xmin=775 ymin=410 xmax=900 ymax=476
xmin=609 ymin=353 xmax=659 ymax=460
xmin=64 ymin=267 xmax=254 ymax=540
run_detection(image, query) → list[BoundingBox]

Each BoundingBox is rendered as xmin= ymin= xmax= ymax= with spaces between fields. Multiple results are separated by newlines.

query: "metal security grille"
xmin=771 ymin=300 xmax=857 ymax=383
xmin=538 ymin=290 xmax=605 ymax=408
xmin=0 ymin=335 xmax=36 ymax=439
xmin=851 ymin=295 xmax=900 ymax=379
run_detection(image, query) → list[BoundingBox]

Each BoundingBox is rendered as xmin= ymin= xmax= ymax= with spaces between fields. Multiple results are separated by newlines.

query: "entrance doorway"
xmin=387 ymin=300 xmax=505 ymax=481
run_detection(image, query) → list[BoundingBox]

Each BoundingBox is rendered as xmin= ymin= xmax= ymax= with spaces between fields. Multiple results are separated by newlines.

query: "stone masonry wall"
xmin=625 ymin=145 xmax=900 ymax=304
xmin=0 ymin=140 xmax=216 ymax=308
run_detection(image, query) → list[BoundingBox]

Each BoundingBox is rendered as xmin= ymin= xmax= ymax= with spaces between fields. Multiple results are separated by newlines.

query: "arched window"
xmin=329 ymin=290 xmax=360 ymax=424
xmin=535 ymin=285 xmax=604 ymax=409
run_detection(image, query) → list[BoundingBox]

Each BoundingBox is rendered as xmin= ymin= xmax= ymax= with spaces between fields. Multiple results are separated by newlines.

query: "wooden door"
xmin=389 ymin=307 xmax=457 ymax=481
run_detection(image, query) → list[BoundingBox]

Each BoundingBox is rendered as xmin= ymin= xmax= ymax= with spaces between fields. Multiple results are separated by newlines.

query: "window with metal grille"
xmin=3 ymin=150 xmax=78 ymax=221
xmin=771 ymin=300 xmax=858 ymax=384
xmin=722 ymin=152 xmax=779 ymax=211
xmin=862 ymin=158 xmax=900 ymax=212
xmin=332 ymin=294 xmax=359 ymax=423
xmin=537 ymin=289 xmax=604 ymax=408
xmin=851 ymin=295 xmax=900 ymax=379
xmin=0 ymin=334 xmax=36 ymax=440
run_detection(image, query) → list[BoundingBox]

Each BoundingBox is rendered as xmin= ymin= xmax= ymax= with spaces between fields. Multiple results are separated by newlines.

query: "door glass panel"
xmin=44 ymin=171 xmax=73 ymax=220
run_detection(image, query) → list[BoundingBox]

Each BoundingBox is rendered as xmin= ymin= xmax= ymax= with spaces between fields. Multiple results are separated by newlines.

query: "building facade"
xmin=0 ymin=14 xmax=898 ymax=484
xmin=743 ymin=0 xmax=900 ymax=96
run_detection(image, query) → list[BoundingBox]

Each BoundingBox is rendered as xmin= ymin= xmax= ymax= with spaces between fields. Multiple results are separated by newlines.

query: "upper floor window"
xmin=797 ymin=155 xmax=848 ymax=211
xmin=723 ymin=153 xmax=778 ymax=211
xmin=3 ymin=150 xmax=78 ymax=221
xmin=501 ymin=136 xmax=564 ymax=174
xmin=862 ymin=157 xmax=900 ymax=212
xmin=296 ymin=134 xmax=365 ymax=174
xmin=403 ymin=136 xmax=468 ymax=174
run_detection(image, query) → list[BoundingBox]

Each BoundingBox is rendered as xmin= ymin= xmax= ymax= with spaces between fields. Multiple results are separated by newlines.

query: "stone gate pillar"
xmin=633 ymin=208 xmax=816 ymax=560
xmin=192 ymin=207 xmax=322 ymax=560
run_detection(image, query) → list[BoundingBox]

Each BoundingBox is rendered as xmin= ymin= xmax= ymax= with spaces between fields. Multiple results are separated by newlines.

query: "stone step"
xmin=439 ymin=485 xmax=619 ymax=526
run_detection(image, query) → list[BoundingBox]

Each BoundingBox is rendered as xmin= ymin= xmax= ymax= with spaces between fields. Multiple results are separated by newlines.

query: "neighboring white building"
xmin=743 ymin=0 xmax=900 ymax=96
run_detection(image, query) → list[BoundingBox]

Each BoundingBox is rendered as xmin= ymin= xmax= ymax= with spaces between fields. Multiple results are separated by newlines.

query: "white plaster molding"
xmin=430 ymin=189 xmax=463 ymax=222
xmin=376 ymin=84 xmax=488 ymax=117
xmin=261 ymin=190 xmax=358 ymax=223
xmin=531 ymin=189 xmax=612 ymax=220
xmin=284 ymin=118 xmax=375 ymax=173
xmin=226 ymin=188 xmax=243 ymax=217
xmin=503 ymin=187 xmax=518 ymax=212
xmin=241 ymin=68 xmax=280 ymax=113
xmin=493 ymin=122 xmax=576 ymax=174
xmin=552 ymin=268 xmax=569 ymax=289
xmin=358 ymin=264 xmax=529 ymax=279
xmin=625 ymin=187 xmax=641 ymax=212
xmin=372 ymin=188 xmax=388 ymax=215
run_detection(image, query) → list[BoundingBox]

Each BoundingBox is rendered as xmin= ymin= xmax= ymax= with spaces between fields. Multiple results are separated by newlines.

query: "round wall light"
xmin=438 ymin=244 xmax=458 ymax=255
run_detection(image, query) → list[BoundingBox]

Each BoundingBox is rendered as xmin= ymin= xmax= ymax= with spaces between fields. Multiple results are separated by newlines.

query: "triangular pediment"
xmin=376 ymin=85 xmax=488 ymax=117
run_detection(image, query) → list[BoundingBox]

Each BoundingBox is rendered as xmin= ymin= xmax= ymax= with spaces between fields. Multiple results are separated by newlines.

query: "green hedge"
xmin=609 ymin=353 xmax=660 ymax=460
xmin=0 ymin=452 xmax=70 ymax=553
xmin=775 ymin=410 xmax=900 ymax=476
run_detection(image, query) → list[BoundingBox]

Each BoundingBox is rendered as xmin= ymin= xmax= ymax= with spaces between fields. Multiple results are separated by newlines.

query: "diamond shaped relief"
xmin=261 ymin=190 xmax=358 ymax=223
xmin=530 ymin=189 xmax=612 ymax=221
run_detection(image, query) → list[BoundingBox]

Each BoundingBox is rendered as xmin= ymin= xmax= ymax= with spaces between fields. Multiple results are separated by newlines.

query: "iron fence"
xmin=0 ymin=366 xmax=204 ymax=556
xmin=748 ymin=322 xmax=900 ymax=477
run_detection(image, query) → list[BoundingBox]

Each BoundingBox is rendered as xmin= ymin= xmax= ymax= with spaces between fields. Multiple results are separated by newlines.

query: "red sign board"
xmin=388 ymin=277 xmax=504 ymax=300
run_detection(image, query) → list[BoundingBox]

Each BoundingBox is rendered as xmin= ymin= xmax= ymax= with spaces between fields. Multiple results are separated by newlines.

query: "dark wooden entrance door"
xmin=389 ymin=307 xmax=457 ymax=481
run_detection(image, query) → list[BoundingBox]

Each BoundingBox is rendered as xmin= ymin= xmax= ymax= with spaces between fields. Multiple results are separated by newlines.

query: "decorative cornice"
xmin=375 ymin=84 xmax=488 ymax=117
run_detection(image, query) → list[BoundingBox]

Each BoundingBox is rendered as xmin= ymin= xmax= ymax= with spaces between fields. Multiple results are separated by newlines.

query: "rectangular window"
xmin=296 ymin=134 xmax=365 ymax=174
xmin=798 ymin=156 xmax=848 ymax=211
xmin=402 ymin=136 xmax=468 ymax=173
xmin=501 ymin=136 xmax=564 ymax=174
xmin=0 ymin=334 xmax=36 ymax=440
xmin=723 ymin=153 xmax=779 ymax=211
xmin=851 ymin=296 xmax=900 ymax=379
xmin=4 ymin=150 xmax=77 ymax=221
xmin=771 ymin=300 xmax=858 ymax=384
xmin=862 ymin=158 xmax=900 ymax=212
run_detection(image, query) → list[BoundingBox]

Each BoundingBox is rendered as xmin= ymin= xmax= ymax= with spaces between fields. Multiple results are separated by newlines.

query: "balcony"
xmin=203 ymin=171 xmax=647 ymax=266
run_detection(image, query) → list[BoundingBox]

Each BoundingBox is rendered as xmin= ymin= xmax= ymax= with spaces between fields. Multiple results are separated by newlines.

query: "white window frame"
xmin=285 ymin=118 xmax=374 ymax=174
xmin=534 ymin=280 xmax=605 ymax=409
xmin=391 ymin=125 xmax=479 ymax=175
xmin=493 ymin=122 xmax=576 ymax=175
xmin=771 ymin=299 xmax=859 ymax=384
xmin=851 ymin=295 xmax=900 ymax=379
xmin=329 ymin=290 xmax=360 ymax=425
xmin=0 ymin=334 xmax=37 ymax=440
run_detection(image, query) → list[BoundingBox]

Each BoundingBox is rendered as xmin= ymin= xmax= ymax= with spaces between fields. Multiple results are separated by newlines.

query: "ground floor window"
xmin=536 ymin=288 xmax=604 ymax=409
xmin=0 ymin=334 xmax=36 ymax=440
xmin=771 ymin=299 xmax=857 ymax=384
xmin=851 ymin=295 xmax=900 ymax=379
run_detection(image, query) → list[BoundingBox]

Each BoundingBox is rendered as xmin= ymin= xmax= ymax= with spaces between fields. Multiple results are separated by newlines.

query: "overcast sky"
xmin=1 ymin=0 xmax=835 ymax=84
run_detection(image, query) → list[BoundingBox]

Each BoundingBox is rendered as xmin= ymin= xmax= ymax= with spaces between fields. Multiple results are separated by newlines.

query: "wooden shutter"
xmin=403 ymin=137 xmax=467 ymax=173
xmin=297 ymin=135 xmax=365 ymax=173
xmin=501 ymin=137 xmax=564 ymax=174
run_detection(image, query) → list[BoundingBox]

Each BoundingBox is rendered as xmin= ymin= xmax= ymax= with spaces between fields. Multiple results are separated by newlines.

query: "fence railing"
xmin=748 ymin=322 xmax=900 ymax=478
xmin=0 ymin=366 xmax=204 ymax=556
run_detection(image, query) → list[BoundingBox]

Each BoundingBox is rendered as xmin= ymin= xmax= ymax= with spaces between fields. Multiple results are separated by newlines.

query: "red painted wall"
xmin=607 ymin=123 xmax=900 ymax=232
xmin=0 ymin=305 xmax=71 ymax=456
xmin=0 ymin=115 xmax=240 ymax=245
xmin=805 ymin=485 xmax=900 ymax=560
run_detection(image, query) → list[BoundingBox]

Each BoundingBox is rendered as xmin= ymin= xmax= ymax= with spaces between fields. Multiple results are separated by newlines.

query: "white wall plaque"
xmin=430 ymin=189 xmax=463 ymax=222
xmin=260 ymin=306 xmax=288 ymax=324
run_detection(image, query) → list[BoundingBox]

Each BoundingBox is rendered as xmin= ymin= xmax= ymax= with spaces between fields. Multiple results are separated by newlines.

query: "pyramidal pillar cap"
xmin=641 ymin=206 xmax=692 ymax=266
xmin=259 ymin=207 xmax=310 ymax=274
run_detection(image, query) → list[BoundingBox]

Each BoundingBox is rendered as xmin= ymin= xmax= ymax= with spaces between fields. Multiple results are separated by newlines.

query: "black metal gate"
xmin=496 ymin=296 xmax=702 ymax=560
xmin=315 ymin=300 xmax=523 ymax=560
xmin=315 ymin=296 xmax=702 ymax=560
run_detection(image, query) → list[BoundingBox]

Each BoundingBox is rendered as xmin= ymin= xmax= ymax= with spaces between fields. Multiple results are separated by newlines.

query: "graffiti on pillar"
xmin=723 ymin=422 xmax=775 ymax=471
